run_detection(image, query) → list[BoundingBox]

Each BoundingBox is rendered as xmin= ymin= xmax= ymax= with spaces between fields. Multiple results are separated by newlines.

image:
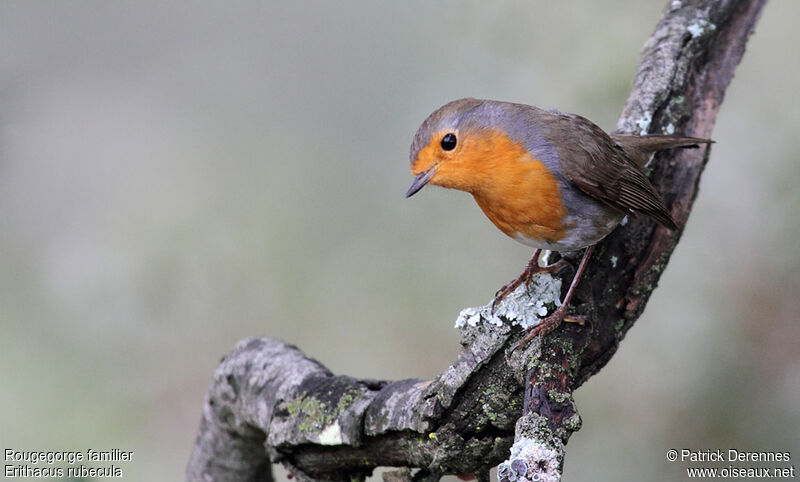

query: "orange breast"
xmin=435 ymin=129 xmax=568 ymax=243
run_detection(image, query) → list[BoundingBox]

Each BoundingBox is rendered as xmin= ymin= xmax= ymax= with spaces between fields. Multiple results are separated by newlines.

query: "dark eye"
xmin=441 ymin=133 xmax=457 ymax=151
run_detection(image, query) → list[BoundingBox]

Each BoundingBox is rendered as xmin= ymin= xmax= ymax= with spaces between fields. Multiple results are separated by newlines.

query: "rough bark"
xmin=187 ymin=1 xmax=766 ymax=480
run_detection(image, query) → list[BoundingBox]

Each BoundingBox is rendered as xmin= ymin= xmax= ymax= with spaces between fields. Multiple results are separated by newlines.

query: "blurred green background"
xmin=1 ymin=1 xmax=798 ymax=481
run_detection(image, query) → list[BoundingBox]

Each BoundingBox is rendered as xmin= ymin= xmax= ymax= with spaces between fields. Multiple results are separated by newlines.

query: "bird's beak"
xmin=405 ymin=167 xmax=435 ymax=198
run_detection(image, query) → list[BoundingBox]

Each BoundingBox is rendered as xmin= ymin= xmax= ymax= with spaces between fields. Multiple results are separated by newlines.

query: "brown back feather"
xmin=545 ymin=114 xmax=700 ymax=230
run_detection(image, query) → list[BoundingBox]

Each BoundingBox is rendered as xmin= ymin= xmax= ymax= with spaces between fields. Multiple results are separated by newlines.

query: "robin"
xmin=405 ymin=98 xmax=711 ymax=347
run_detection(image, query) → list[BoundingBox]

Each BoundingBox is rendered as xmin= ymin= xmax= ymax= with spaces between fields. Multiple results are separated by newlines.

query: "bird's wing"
xmin=547 ymin=113 xmax=678 ymax=229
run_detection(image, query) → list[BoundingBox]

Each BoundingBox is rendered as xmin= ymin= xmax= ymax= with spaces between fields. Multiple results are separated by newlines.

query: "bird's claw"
xmin=491 ymin=283 xmax=522 ymax=315
xmin=563 ymin=314 xmax=587 ymax=325
xmin=510 ymin=309 xmax=591 ymax=353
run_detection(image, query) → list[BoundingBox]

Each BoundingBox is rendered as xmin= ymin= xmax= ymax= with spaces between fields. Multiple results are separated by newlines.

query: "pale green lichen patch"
xmin=546 ymin=389 xmax=571 ymax=404
xmin=636 ymin=112 xmax=652 ymax=135
xmin=454 ymin=274 xmax=562 ymax=331
xmin=687 ymin=7 xmax=716 ymax=40
xmin=687 ymin=17 xmax=716 ymax=38
xmin=285 ymin=387 xmax=362 ymax=439
xmin=286 ymin=393 xmax=333 ymax=432
xmin=562 ymin=413 xmax=583 ymax=432
xmin=484 ymin=406 xmax=498 ymax=423
xmin=337 ymin=388 xmax=360 ymax=412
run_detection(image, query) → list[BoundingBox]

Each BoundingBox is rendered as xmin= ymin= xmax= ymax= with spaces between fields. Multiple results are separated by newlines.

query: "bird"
xmin=405 ymin=98 xmax=711 ymax=348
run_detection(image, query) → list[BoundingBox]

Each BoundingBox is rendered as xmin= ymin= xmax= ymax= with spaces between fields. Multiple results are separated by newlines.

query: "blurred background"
xmin=1 ymin=1 xmax=798 ymax=481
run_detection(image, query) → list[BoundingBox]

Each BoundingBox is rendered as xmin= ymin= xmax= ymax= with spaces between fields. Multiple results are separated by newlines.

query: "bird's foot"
xmin=510 ymin=307 xmax=590 ymax=352
xmin=491 ymin=259 xmax=570 ymax=315
xmin=510 ymin=306 xmax=566 ymax=352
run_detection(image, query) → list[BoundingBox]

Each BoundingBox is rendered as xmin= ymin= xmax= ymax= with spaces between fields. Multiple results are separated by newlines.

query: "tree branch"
xmin=186 ymin=1 xmax=766 ymax=480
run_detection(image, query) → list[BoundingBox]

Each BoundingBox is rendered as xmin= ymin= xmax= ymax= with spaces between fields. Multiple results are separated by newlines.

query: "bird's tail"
xmin=612 ymin=134 xmax=713 ymax=168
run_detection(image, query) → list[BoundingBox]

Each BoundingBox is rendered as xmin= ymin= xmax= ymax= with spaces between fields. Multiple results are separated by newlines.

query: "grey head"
xmin=409 ymin=98 xmax=484 ymax=165
xmin=409 ymin=97 xmax=562 ymax=174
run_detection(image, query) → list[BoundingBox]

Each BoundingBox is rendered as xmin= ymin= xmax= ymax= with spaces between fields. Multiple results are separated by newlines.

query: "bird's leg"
xmin=491 ymin=249 xmax=571 ymax=314
xmin=512 ymin=244 xmax=596 ymax=351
